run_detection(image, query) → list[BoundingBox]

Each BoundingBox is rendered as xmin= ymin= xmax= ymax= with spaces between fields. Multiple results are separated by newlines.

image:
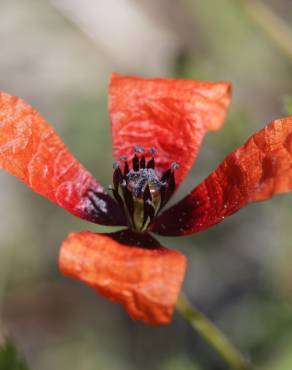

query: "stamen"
xmin=142 ymin=199 xmax=155 ymax=230
xmin=147 ymin=157 xmax=155 ymax=169
xmin=122 ymin=185 xmax=134 ymax=224
xmin=111 ymin=147 xmax=178 ymax=232
xmin=143 ymin=184 xmax=152 ymax=201
xmin=159 ymin=184 xmax=166 ymax=208
xmin=149 ymin=147 xmax=156 ymax=156
xmin=158 ymin=167 xmax=177 ymax=211
xmin=112 ymin=187 xmax=124 ymax=209
xmin=134 ymin=145 xmax=145 ymax=154
xmin=140 ymin=155 xmax=146 ymax=169
xmin=161 ymin=168 xmax=171 ymax=182
xmin=124 ymin=161 xmax=129 ymax=175
xmin=113 ymin=166 xmax=122 ymax=188
xmin=167 ymin=171 xmax=175 ymax=197
xmin=171 ymin=161 xmax=180 ymax=170
xmin=132 ymin=154 xmax=139 ymax=171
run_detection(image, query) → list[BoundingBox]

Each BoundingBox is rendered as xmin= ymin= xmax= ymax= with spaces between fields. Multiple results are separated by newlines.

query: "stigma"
xmin=109 ymin=146 xmax=179 ymax=232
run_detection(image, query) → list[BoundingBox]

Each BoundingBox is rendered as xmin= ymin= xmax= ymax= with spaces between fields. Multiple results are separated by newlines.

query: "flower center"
xmin=109 ymin=146 xmax=179 ymax=232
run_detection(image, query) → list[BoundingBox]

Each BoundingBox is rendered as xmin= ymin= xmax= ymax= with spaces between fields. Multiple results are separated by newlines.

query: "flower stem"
xmin=176 ymin=293 xmax=251 ymax=370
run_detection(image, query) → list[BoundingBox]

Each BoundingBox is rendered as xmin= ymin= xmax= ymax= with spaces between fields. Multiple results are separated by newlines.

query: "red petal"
xmin=59 ymin=230 xmax=187 ymax=325
xmin=152 ymin=117 xmax=292 ymax=235
xmin=109 ymin=73 xmax=231 ymax=187
xmin=0 ymin=92 xmax=125 ymax=226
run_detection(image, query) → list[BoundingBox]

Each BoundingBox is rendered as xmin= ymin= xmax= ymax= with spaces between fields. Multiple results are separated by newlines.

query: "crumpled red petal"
xmin=0 ymin=92 xmax=125 ymax=226
xmin=109 ymin=73 xmax=231 ymax=187
xmin=152 ymin=117 xmax=292 ymax=235
xmin=59 ymin=230 xmax=187 ymax=325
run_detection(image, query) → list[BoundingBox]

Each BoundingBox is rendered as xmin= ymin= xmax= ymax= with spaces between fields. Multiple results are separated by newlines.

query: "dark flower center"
xmin=109 ymin=146 xmax=179 ymax=232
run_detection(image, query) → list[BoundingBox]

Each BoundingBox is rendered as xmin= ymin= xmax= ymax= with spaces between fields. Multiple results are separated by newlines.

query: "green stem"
xmin=176 ymin=293 xmax=251 ymax=370
xmin=239 ymin=0 xmax=292 ymax=61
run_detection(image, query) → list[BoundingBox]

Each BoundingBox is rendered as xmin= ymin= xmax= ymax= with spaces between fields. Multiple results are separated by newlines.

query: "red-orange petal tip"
xmin=59 ymin=231 xmax=187 ymax=325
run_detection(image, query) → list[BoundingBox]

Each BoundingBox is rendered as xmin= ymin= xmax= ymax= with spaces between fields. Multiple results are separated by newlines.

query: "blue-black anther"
xmin=171 ymin=161 xmax=180 ymax=170
xmin=149 ymin=147 xmax=156 ymax=156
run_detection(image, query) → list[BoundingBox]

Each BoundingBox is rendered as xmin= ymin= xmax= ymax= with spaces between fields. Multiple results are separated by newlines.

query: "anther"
xmin=171 ymin=161 xmax=180 ymax=170
xmin=133 ymin=145 xmax=145 ymax=154
xmin=149 ymin=147 xmax=156 ymax=156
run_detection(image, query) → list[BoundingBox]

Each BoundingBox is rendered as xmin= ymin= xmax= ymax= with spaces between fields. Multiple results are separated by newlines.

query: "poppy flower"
xmin=0 ymin=73 xmax=291 ymax=325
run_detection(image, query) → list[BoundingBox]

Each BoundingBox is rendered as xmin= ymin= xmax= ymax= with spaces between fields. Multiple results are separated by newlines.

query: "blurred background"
xmin=0 ymin=0 xmax=292 ymax=369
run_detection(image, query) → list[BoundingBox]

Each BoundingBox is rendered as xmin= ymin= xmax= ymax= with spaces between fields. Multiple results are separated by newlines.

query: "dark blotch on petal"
xmin=84 ymin=190 xmax=126 ymax=225
xmin=108 ymin=229 xmax=161 ymax=249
